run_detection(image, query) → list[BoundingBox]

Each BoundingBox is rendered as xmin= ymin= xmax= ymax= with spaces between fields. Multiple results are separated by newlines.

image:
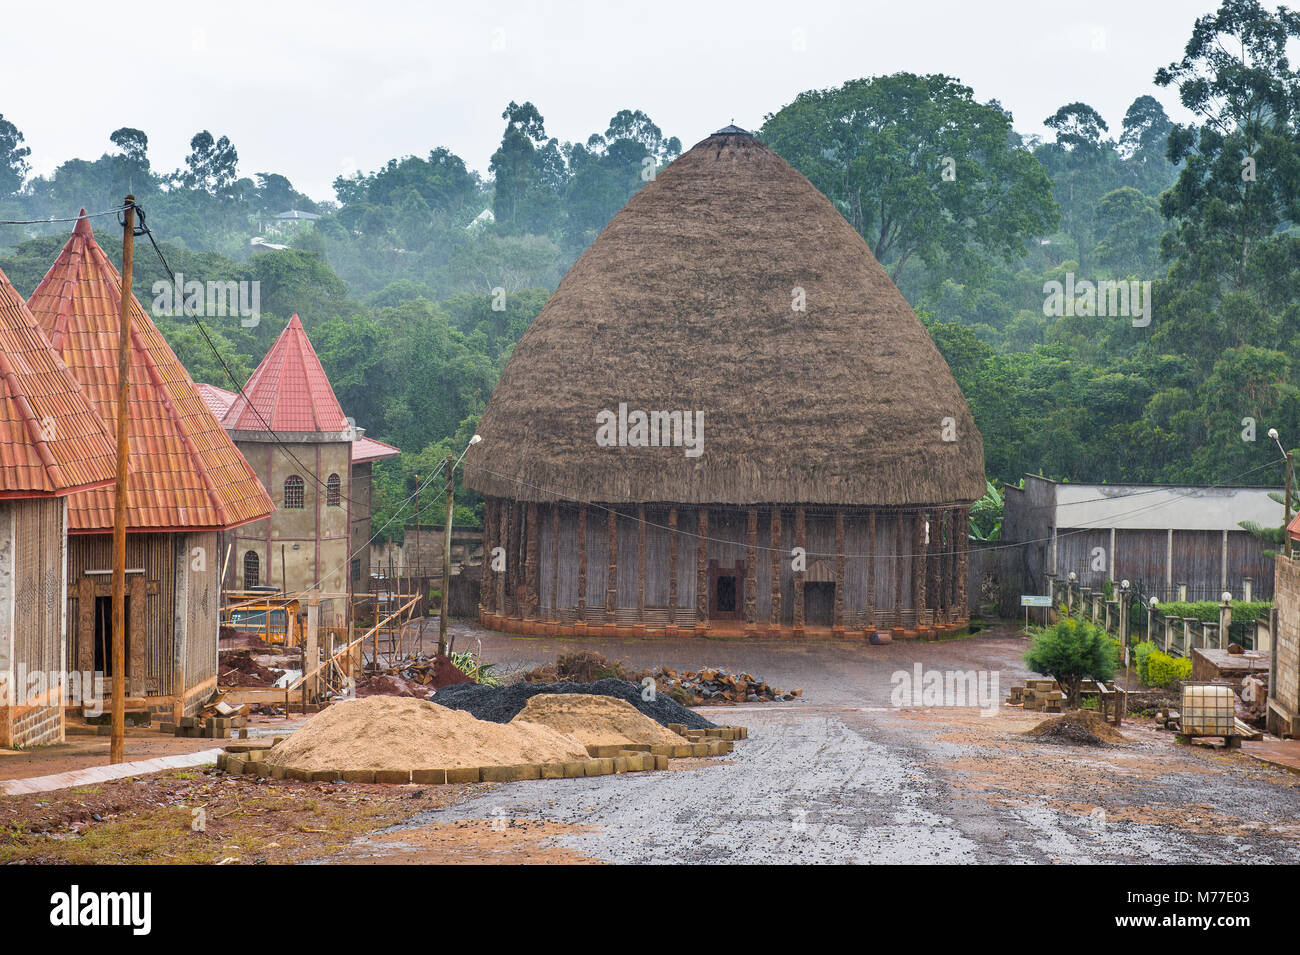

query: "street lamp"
xmin=1270 ymin=428 xmax=1294 ymax=559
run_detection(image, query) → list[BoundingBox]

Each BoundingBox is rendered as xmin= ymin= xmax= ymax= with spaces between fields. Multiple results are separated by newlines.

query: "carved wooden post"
xmin=867 ymin=510 xmax=876 ymax=630
xmin=637 ymin=504 xmax=647 ymax=624
xmin=496 ymin=499 xmax=507 ymax=616
xmin=833 ymin=508 xmax=845 ymax=633
xmin=894 ymin=510 xmax=905 ymax=629
xmin=956 ymin=508 xmax=969 ymax=622
xmin=793 ymin=507 xmax=806 ymax=635
xmin=946 ymin=511 xmax=956 ymax=623
xmin=914 ymin=509 xmax=927 ymax=631
xmin=550 ymin=502 xmax=560 ymax=620
xmin=525 ymin=502 xmax=539 ymax=619
xmin=480 ymin=498 xmax=493 ymax=621
xmin=696 ymin=507 xmax=709 ymax=624
xmin=769 ymin=506 xmax=782 ymax=630
xmin=577 ymin=503 xmax=587 ymax=616
xmin=606 ymin=507 xmax=618 ymax=623
xmin=745 ymin=506 xmax=758 ymax=632
xmin=668 ymin=507 xmax=679 ymax=615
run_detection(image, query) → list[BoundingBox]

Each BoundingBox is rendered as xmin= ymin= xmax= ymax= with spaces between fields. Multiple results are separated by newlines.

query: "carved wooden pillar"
xmin=606 ymin=507 xmax=618 ymax=622
xmin=696 ymin=507 xmax=709 ymax=623
xmin=769 ymin=506 xmax=782 ymax=629
xmin=550 ymin=502 xmax=560 ymax=619
xmin=637 ymin=504 xmax=647 ymax=623
xmin=744 ymin=506 xmax=758 ymax=631
xmin=668 ymin=507 xmax=679 ymax=615
xmin=793 ymin=507 xmax=806 ymax=634
xmin=894 ymin=510 xmax=905 ymax=628
xmin=505 ymin=501 xmax=518 ymax=615
xmin=940 ymin=509 xmax=952 ymax=621
xmin=956 ymin=507 xmax=969 ymax=621
xmin=577 ymin=503 xmax=587 ymax=615
xmin=480 ymin=498 xmax=493 ymax=619
xmin=496 ymin=499 xmax=507 ymax=616
xmin=833 ymin=508 xmax=845 ymax=632
xmin=525 ymin=502 xmax=539 ymax=619
xmin=866 ymin=510 xmax=876 ymax=629
xmin=914 ymin=509 xmax=927 ymax=629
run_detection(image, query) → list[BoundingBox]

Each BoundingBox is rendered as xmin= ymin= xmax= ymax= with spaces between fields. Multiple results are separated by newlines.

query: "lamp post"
xmin=1270 ymin=428 xmax=1293 ymax=559
xmin=1112 ymin=579 xmax=1132 ymax=727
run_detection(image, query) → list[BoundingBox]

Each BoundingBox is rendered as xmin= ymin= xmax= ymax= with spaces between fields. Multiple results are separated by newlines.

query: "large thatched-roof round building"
xmin=465 ymin=126 xmax=984 ymax=638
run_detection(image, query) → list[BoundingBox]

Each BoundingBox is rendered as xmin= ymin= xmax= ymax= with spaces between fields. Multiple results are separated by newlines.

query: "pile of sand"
xmin=265 ymin=696 xmax=588 ymax=771
xmin=511 ymin=694 xmax=686 ymax=748
xmin=1025 ymin=711 xmax=1127 ymax=746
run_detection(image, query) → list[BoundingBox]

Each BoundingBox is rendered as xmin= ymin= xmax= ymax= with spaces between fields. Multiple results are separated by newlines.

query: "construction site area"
xmin=4 ymin=619 xmax=1300 ymax=866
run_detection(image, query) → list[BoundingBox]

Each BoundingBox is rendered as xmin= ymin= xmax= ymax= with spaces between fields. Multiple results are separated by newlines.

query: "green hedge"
xmin=1154 ymin=600 xmax=1271 ymax=623
xmin=1133 ymin=639 xmax=1192 ymax=688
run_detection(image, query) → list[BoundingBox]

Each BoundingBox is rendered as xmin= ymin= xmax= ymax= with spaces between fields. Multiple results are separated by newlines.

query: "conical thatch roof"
xmin=465 ymin=129 xmax=984 ymax=507
xmin=0 ymin=265 xmax=116 ymax=498
xmin=26 ymin=215 xmax=274 ymax=532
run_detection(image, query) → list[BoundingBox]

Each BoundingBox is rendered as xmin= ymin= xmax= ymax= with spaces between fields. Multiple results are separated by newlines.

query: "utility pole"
xmin=439 ymin=454 xmax=454 ymax=658
xmin=110 ymin=196 xmax=135 ymax=765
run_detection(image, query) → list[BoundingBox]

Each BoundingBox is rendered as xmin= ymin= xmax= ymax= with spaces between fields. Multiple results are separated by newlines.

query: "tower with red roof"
xmin=217 ymin=314 xmax=397 ymax=618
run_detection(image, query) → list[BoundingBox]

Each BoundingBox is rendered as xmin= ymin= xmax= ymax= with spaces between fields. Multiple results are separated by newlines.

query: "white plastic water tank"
xmin=1181 ymin=683 xmax=1235 ymax=736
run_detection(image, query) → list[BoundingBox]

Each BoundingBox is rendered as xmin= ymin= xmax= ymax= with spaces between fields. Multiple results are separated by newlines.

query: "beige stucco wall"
xmin=228 ymin=439 xmax=352 ymax=599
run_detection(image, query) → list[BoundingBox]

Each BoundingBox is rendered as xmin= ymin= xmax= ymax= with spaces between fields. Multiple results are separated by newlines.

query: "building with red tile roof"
xmin=25 ymin=215 xmax=274 ymax=718
xmin=0 ymin=263 xmax=117 ymax=745
xmin=211 ymin=315 xmax=398 ymax=618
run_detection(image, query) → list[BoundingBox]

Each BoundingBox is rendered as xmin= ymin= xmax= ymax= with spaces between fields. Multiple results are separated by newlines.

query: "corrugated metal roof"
xmin=222 ymin=314 xmax=349 ymax=434
xmin=0 ymin=264 xmax=117 ymax=498
xmin=26 ymin=214 xmax=274 ymax=532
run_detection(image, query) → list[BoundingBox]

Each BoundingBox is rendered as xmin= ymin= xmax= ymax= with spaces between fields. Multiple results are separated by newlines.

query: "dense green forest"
xmin=1 ymin=0 xmax=1297 ymax=538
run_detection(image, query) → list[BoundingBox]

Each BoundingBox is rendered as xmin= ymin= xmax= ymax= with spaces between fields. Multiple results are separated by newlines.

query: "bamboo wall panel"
xmin=12 ymin=499 xmax=63 ymax=694
xmin=1112 ymin=529 xmax=1167 ymax=594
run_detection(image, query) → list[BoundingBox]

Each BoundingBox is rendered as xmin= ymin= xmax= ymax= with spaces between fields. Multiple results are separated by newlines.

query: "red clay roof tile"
xmin=0 ymin=264 xmax=117 ymax=498
xmin=26 ymin=214 xmax=274 ymax=532
xmin=222 ymin=314 xmax=349 ymax=433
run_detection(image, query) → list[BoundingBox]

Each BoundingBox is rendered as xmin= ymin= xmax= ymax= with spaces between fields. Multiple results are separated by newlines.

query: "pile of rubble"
xmin=353 ymin=653 xmax=473 ymax=701
xmin=651 ymin=666 xmax=801 ymax=705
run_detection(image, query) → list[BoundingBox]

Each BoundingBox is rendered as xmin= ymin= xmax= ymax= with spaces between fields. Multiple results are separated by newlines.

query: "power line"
xmin=134 ymin=203 xmax=377 ymax=511
xmin=0 ymin=205 xmax=131 ymax=226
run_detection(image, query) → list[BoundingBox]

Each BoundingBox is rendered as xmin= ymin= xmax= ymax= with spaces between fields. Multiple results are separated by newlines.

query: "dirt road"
xmin=366 ymin=625 xmax=1300 ymax=864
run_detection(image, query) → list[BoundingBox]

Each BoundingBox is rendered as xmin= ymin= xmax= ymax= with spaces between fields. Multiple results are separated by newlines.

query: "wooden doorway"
xmin=93 ymin=595 xmax=131 ymax=679
xmin=708 ymin=559 xmax=744 ymax=620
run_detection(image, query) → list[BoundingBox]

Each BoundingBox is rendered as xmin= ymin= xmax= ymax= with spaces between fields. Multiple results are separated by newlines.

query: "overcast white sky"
xmin=0 ymin=0 xmax=1246 ymax=201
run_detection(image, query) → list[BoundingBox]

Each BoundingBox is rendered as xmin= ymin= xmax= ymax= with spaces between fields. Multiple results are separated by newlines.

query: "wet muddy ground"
xmin=376 ymin=623 xmax=1300 ymax=864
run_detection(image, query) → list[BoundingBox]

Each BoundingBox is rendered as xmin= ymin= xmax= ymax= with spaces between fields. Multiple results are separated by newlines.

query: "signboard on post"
xmin=1021 ymin=594 xmax=1052 ymax=633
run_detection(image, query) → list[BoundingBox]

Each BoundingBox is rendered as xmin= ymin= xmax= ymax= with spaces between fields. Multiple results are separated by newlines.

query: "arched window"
xmin=283 ymin=474 xmax=304 ymax=509
xmin=326 ymin=473 xmax=341 ymax=506
xmin=243 ymin=550 xmax=260 ymax=589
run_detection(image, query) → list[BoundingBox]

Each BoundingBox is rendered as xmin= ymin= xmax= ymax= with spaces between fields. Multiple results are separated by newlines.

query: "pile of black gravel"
xmin=432 ymin=678 xmax=717 ymax=730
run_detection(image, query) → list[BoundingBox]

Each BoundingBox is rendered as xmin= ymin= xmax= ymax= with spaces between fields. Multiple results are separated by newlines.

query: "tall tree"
xmin=761 ymin=73 xmax=1058 ymax=282
xmin=0 ymin=114 xmax=31 ymax=197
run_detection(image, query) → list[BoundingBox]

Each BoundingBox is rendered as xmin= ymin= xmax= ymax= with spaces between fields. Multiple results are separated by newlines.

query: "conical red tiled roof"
xmin=0 ymin=264 xmax=116 ymax=498
xmin=26 ymin=213 xmax=274 ymax=532
xmin=223 ymin=314 xmax=349 ymax=434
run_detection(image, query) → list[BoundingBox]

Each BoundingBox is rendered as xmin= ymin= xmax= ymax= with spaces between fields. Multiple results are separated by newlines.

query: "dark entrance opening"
xmin=805 ymin=582 xmax=835 ymax=626
xmin=93 ymin=595 xmax=130 ymax=678
xmin=707 ymin=559 xmax=745 ymax=620
xmin=715 ymin=575 xmax=737 ymax=613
